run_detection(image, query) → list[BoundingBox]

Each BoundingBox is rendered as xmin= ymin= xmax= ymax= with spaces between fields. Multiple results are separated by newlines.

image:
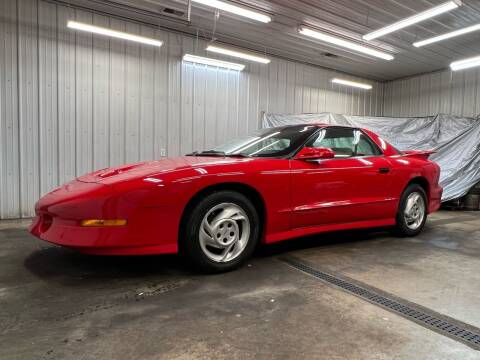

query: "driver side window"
xmin=307 ymin=128 xmax=381 ymax=158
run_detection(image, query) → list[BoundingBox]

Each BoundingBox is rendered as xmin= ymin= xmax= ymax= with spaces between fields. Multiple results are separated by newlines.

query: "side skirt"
xmin=265 ymin=218 xmax=396 ymax=243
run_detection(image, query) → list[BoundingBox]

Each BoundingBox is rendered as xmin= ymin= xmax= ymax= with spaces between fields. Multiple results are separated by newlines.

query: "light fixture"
xmin=182 ymin=54 xmax=245 ymax=71
xmin=298 ymin=26 xmax=394 ymax=61
xmin=450 ymin=55 xmax=480 ymax=71
xmin=363 ymin=1 xmax=461 ymax=41
xmin=81 ymin=219 xmax=127 ymax=226
xmin=206 ymin=45 xmax=270 ymax=64
xmin=67 ymin=21 xmax=163 ymax=47
xmin=331 ymin=78 xmax=372 ymax=90
xmin=192 ymin=0 xmax=271 ymax=23
xmin=413 ymin=23 xmax=480 ymax=47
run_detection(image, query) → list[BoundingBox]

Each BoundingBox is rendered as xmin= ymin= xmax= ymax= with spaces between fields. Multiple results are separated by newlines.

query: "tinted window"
xmin=306 ymin=128 xmax=381 ymax=158
xmin=211 ymin=125 xmax=318 ymax=157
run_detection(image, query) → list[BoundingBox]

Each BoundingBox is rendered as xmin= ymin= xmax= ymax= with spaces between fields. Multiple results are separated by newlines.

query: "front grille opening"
xmin=39 ymin=214 xmax=53 ymax=233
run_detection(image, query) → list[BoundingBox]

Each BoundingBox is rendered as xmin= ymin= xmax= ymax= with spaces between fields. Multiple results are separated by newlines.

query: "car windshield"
xmin=193 ymin=125 xmax=318 ymax=158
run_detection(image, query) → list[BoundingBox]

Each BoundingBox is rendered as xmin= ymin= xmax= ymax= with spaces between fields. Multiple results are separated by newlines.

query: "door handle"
xmin=379 ymin=167 xmax=390 ymax=174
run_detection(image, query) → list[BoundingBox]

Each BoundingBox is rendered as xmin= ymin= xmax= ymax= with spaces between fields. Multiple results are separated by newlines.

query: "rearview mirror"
xmin=295 ymin=147 xmax=335 ymax=161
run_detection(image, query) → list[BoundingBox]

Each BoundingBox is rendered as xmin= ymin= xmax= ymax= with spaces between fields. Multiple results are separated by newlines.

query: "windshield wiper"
xmin=190 ymin=150 xmax=226 ymax=156
xmin=225 ymin=153 xmax=250 ymax=158
xmin=186 ymin=150 xmax=249 ymax=157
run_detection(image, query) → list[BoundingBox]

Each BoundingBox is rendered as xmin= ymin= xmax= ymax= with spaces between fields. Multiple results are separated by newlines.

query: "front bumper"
xmin=29 ymin=180 xmax=179 ymax=255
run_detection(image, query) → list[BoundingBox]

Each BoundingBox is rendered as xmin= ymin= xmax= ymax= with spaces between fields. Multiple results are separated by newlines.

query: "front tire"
xmin=394 ymin=184 xmax=427 ymax=237
xmin=180 ymin=191 xmax=261 ymax=273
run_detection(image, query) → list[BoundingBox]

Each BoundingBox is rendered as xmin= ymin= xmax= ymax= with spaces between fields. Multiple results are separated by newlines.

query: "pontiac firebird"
xmin=30 ymin=124 xmax=442 ymax=272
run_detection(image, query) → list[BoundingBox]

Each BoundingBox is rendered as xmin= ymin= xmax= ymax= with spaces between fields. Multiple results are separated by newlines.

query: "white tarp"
xmin=262 ymin=113 xmax=480 ymax=201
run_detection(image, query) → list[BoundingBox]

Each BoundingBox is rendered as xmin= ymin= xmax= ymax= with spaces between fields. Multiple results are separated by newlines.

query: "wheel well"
xmin=407 ymin=177 xmax=429 ymax=198
xmin=178 ymin=182 xmax=266 ymax=247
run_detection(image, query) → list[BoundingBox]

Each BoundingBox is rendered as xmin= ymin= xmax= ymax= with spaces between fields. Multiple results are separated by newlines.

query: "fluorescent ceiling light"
xmin=192 ymin=0 xmax=271 ymax=23
xmin=206 ymin=45 xmax=270 ymax=64
xmin=67 ymin=21 xmax=163 ymax=47
xmin=331 ymin=78 xmax=372 ymax=90
xmin=183 ymin=54 xmax=245 ymax=71
xmin=363 ymin=0 xmax=461 ymax=41
xmin=413 ymin=23 xmax=480 ymax=47
xmin=450 ymin=55 xmax=480 ymax=71
xmin=298 ymin=26 xmax=394 ymax=61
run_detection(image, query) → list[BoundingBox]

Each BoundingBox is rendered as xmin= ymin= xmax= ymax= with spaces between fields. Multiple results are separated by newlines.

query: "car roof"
xmin=280 ymin=123 xmax=355 ymax=130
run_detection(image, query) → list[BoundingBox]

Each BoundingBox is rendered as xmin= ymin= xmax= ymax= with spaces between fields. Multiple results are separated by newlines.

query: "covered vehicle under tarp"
xmin=262 ymin=113 xmax=480 ymax=201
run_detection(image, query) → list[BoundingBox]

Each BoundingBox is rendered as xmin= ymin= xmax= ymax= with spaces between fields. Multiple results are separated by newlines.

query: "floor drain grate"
xmin=282 ymin=257 xmax=480 ymax=350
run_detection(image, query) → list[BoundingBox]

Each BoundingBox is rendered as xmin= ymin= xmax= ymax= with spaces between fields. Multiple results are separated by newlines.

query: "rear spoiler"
xmin=402 ymin=149 xmax=436 ymax=159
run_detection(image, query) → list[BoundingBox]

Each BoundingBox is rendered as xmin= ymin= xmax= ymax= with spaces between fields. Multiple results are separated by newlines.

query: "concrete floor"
xmin=1 ymin=211 xmax=479 ymax=359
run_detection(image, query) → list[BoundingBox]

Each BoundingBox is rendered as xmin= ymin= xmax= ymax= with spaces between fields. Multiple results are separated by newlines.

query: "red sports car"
xmin=30 ymin=125 xmax=442 ymax=272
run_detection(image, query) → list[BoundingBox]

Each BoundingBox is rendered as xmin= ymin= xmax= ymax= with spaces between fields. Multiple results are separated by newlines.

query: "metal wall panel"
xmin=0 ymin=0 xmax=20 ymax=218
xmin=0 ymin=0 xmax=384 ymax=218
xmin=384 ymin=67 xmax=480 ymax=118
xmin=39 ymin=1 xmax=59 ymax=197
xmin=18 ymin=0 xmax=40 ymax=218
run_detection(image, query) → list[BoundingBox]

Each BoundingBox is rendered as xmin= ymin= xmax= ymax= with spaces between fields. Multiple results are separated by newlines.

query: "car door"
xmin=290 ymin=127 xmax=396 ymax=229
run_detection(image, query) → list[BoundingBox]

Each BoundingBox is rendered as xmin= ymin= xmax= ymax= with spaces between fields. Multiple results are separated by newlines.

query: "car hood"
xmin=77 ymin=156 xmax=251 ymax=184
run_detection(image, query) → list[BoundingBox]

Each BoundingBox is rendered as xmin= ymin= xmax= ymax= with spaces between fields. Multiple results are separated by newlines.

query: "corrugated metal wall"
xmin=0 ymin=0 xmax=384 ymax=219
xmin=384 ymin=68 xmax=480 ymax=118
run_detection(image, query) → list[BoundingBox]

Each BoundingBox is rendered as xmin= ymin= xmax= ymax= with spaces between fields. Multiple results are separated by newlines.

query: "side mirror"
xmin=295 ymin=147 xmax=335 ymax=161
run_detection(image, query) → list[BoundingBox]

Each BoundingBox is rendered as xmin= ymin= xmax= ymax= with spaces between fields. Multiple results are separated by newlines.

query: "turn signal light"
xmin=80 ymin=219 xmax=127 ymax=227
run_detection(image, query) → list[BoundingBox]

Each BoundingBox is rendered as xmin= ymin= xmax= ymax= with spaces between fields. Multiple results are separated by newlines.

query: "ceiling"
xmin=60 ymin=0 xmax=480 ymax=81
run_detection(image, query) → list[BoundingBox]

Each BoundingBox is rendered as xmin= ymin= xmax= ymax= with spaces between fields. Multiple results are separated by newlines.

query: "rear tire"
xmin=394 ymin=184 xmax=427 ymax=237
xmin=180 ymin=191 xmax=260 ymax=273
